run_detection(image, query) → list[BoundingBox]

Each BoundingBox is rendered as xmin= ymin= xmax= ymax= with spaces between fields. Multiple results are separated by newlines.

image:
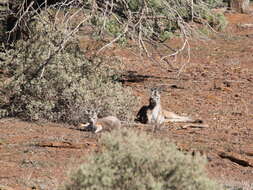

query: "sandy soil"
xmin=0 ymin=9 xmax=253 ymax=190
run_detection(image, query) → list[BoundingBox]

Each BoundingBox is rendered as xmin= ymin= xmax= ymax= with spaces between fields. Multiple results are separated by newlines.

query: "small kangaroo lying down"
xmin=80 ymin=110 xmax=121 ymax=133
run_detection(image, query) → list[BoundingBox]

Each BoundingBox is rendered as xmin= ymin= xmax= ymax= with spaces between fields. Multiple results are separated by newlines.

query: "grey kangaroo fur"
xmin=80 ymin=110 xmax=121 ymax=133
xmin=135 ymin=88 xmax=203 ymax=125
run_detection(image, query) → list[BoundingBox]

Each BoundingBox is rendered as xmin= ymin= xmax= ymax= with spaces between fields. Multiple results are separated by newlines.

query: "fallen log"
xmin=218 ymin=151 xmax=253 ymax=167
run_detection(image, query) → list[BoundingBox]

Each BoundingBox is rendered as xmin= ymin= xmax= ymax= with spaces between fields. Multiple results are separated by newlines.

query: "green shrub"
xmin=64 ymin=129 xmax=221 ymax=190
xmin=85 ymin=0 xmax=227 ymax=43
xmin=202 ymin=0 xmax=227 ymax=8
xmin=0 ymin=12 xmax=138 ymax=124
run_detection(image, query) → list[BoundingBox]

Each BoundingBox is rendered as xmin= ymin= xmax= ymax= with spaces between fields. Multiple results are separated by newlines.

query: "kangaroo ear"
xmin=84 ymin=109 xmax=89 ymax=115
xmin=155 ymin=86 xmax=163 ymax=93
xmin=150 ymin=87 xmax=158 ymax=94
xmin=96 ymin=107 xmax=102 ymax=115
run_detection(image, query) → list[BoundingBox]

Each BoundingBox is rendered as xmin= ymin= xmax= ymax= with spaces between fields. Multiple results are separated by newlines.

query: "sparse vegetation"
xmin=84 ymin=0 xmax=227 ymax=44
xmin=223 ymin=180 xmax=253 ymax=190
xmin=64 ymin=128 xmax=221 ymax=190
xmin=0 ymin=12 xmax=137 ymax=124
xmin=1 ymin=0 xmax=228 ymax=52
xmin=202 ymin=0 xmax=227 ymax=8
xmin=0 ymin=1 xmax=252 ymax=189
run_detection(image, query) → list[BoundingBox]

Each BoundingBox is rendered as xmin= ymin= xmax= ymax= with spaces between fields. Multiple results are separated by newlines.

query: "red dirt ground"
xmin=0 ymin=9 xmax=253 ymax=190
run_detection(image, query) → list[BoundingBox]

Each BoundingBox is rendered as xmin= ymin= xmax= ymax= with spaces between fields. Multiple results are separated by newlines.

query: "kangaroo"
xmin=135 ymin=88 xmax=164 ymax=125
xmin=135 ymin=88 xmax=202 ymax=125
xmin=80 ymin=110 xmax=121 ymax=133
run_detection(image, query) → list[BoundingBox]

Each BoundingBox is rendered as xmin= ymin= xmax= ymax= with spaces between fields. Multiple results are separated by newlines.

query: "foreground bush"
xmin=65 ymin=129 xmax=221 ymax=190
xmin=0 ymin=12 xmax=137 ymax=124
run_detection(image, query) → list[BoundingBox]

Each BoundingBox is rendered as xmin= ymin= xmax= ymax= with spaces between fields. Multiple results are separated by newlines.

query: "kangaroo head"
xmin=87 ymin=110 xmax=98 ymax=125
xmin=149 ymin=88 xmax=161 ymax=107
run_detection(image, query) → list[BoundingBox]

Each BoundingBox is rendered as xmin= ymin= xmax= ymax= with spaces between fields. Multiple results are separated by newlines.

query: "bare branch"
xmin=97 ymin=24 xmax=129 ymax=54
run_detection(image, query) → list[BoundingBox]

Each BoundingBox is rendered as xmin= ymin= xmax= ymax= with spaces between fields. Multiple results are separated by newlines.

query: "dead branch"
xmin=218 ymin=152 xmax=253 ymax=167
xmin=181 ymin=124 xmax=209 ymax=129
xmin=97 ymin=24 xmax=129 ymax=54
xmin=7 ymin=1 xmax=34 ymax=41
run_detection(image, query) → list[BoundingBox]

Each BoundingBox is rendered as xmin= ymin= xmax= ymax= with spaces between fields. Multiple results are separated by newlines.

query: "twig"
xmin=181 ymin=124 xmax=209 ymax=129
xmin=7 ymin=1 xmax=34 ymax=42
xmin=97 ymin=24 xmax=129 ymax=54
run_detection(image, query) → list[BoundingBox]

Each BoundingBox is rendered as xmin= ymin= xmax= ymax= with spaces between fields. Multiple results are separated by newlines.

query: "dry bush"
xmin=64 ymin=128 xmax=221 ymax=190
xmin=200 ymin=0 xmax=227 ymax=8
xmin=1 ymin=0 xmax=228 ymax=66
xmin=83 ymin=0 xmax=227 ymax=42
xmin=223 ymin=180 xmax=253 ymax=190
xmin=0 ymin=11 xmax=138 ymax=124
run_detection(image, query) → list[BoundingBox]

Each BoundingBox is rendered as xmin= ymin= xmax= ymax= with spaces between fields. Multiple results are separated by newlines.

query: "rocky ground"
xmin=0 ymin=8 xmax=253 ymax=190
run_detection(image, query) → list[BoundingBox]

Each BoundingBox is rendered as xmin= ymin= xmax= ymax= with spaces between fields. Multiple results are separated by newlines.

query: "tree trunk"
xmin=230 ymin=0 xmax=250 ymax=13
xmin=0 ymin=0 xmax=9 ymax=44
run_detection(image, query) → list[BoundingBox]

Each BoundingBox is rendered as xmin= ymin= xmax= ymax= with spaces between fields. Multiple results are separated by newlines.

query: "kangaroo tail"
xmin=164 ymin=112 xmax=203 ymax=123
